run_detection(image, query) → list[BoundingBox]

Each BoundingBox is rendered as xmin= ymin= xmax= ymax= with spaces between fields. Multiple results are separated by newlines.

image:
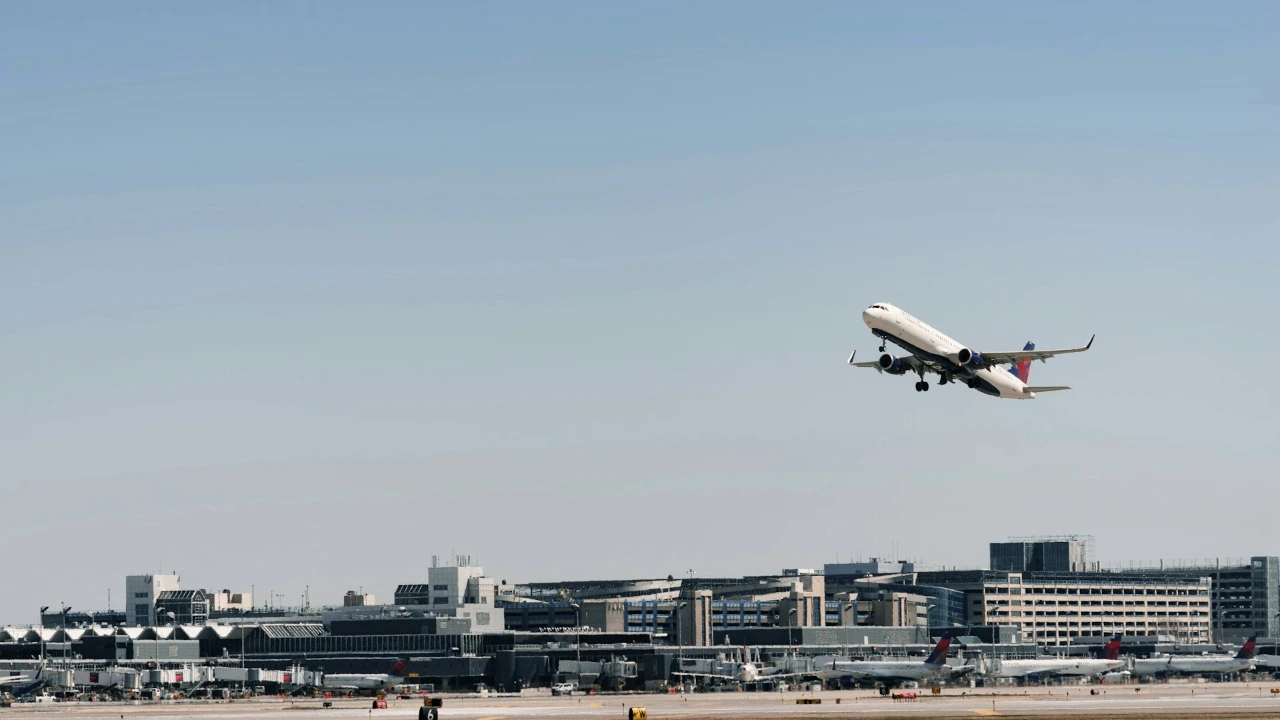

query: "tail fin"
xmin=924 ymin=634 xmax=953 ymax=667
xmin=1103 ymin=633 xmax=1123 ymax=661
xmin=391 ymin=660 xmax=408 ymax=677
xmin=1008 ymin=341 xmax=1034 ymax=383
xmin=1237 ymin=636 xmax=1257 ymax=659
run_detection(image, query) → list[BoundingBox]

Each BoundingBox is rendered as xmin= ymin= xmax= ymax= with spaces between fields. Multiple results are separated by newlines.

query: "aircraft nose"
xmin=862 ymin=309 xmax=875 ymax=325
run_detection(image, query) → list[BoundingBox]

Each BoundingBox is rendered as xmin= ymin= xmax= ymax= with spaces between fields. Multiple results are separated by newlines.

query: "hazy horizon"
xmin=2 ymin=2 xmax=1276 ymax=624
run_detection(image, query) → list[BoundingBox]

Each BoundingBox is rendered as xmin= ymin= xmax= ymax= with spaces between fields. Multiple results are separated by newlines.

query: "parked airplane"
xmin=0 ymin=668 xmax=44 ymax=697
xmin=987 ymin=635 xmax=1125 ymax=679
xmin=816 ymin=634 xmax=967 ymax=687
xmin=847 ymin=303 xmax=1093 ymax=398
xmin=317 ymin=661 xmax=409 ymax=693
xmin=1132 ymin=637 xmax=1257 ymax=676
xmin=672 ymin=648 xmax=813 ymax=686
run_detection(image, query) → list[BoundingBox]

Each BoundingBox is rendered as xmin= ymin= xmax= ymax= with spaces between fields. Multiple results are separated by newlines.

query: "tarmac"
xmin=7 ymin=684 xmax=1280 ymax=720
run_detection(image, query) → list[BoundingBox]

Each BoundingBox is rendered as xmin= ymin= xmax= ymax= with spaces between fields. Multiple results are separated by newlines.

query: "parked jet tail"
xmin=391 ymin=660 xmax=409 ymax=677
xmin=1102 ymin=634 xmax=1123 ymax=661
xmin=1008 ymin=341 xmax=1034 ymax=383
xmin=15 ymin=669 xmax=44 ymax=698
xmin=1237 ymin=637 xmax=1257 ymax=660
xmin=924 ymin=634 xmax=954 ymax=667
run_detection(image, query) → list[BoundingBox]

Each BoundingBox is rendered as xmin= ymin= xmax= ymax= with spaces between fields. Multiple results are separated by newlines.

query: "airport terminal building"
xmin=951 ymin=539 xmax=1280 ymax=645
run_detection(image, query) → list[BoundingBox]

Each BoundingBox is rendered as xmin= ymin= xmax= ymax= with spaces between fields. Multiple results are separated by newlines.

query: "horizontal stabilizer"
xmin=1024 ymin=386 xmax=1071 ymax=392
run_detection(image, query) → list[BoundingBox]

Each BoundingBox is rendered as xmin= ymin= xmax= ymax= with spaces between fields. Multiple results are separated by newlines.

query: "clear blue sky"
xmin=2 ymin=2 xmax=1276 ymax=622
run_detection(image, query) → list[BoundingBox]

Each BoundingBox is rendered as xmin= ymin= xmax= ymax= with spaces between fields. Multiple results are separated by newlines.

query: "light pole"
xmin=922 ymin=604 xmax=936 ymax=645
xmin=569 ymin=603 xmax=582 ymax=681
xmin=58 ymin=604 xmax=71 ymax=661
xmin=787 ymin=608 xmax=798 ymax=653
xmin=675 ymin=601 xmax=689 ymax=684
xmin=38 ymin=606 xmax=48 ymax=665
xmin=987 ymin=603 xmax=1001 ymax=654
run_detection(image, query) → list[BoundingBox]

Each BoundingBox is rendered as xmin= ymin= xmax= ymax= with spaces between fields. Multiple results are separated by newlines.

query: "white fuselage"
xmin=990 ymin=658 xmax=1124 ymax=679
xmin=862 ymin=304 xmax=1034 ymax=399
xmin=318 ymin=673 xmax=404 ymax=692
xmin=817 ymin=659 xmax=948 ymax=683
xmin=1132 ymin=655 xmax=1254 ymax=676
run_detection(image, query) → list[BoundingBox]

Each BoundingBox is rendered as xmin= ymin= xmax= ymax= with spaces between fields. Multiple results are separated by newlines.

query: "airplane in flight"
xmin=986 ymin=635 xmax=1125 ymax=680
xmin=815 ymin=634 xmax=969 ymax=687
xmin=1131 ymin=637 xmax=1257 ymax=677
xmin=317 ymin=660 xmax=409 ymax=694
xmin=848 ymin=302 xmax=1094 ymax=399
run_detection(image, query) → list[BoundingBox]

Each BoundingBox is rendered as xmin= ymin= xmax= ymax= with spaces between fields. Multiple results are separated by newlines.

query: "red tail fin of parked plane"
xmin=1007 ymin=341 xmax=1034 ymax=383
xmin=391 ymin=661 xmax=408 ymax=677
xmin=1103 ymin=633 xmax=1123 ymax=661
xmin=924 ymin=634 xmax=953 ymax=667
xmin=1237 ymin=637 xmax=1257 ymax=660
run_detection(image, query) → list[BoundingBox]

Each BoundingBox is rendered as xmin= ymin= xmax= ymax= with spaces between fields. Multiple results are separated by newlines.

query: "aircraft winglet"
xmin=847 ymin=350 xmax=856 ymax=365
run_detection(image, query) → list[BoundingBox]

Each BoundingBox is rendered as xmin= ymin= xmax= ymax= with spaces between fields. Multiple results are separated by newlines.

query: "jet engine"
xmin=956 ymin=347 xmax=986 ymax=367
xmin=877 ymin=353 xmax=908 ymax=375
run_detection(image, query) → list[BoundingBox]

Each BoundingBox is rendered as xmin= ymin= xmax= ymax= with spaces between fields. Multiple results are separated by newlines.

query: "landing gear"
xmin=967 ymin=378 xmax=978 ymax=389
xmin=939 ymin=372 xmax=951 ymax=385
xmin=914 ymin=381 xmax=929 ymax=392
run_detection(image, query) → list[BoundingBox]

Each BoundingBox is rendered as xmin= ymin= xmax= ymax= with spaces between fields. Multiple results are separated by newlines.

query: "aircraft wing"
xmin=319 ymin=683 xmax=363 ymax=691
xmin=757 ymin=670 xmax=822 ymax=681
xmin=671 ymin=672 xmax=736 ymax=680
xmin=835 ymin=669 xmax=917 ymax=683
xmin=977 ymin=335 xmax=1094 ymax=365
xmin=0 ymin=675 xmax=34 ymax=685
xmin=847 ymin=350 xmax=882 ymax=368
xmin=847 ymin=351 xmax=937 ymax=373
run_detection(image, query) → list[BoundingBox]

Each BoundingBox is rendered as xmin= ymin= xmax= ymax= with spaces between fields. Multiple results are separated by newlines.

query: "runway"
xmin=7 ymin=685 xmax=1280 ymax=720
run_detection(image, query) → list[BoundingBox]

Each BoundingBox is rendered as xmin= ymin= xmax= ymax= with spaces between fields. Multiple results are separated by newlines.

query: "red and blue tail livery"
xmin=1008 ymin=342 xmax=1034 ymax=383
xmin=1102 ymin=633 xmax=1123 ymax=661
xmin=1237 ymin=636 xmax=1257 ymax=660
xmin=924 ymin=633 xmax=954 ymax=667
